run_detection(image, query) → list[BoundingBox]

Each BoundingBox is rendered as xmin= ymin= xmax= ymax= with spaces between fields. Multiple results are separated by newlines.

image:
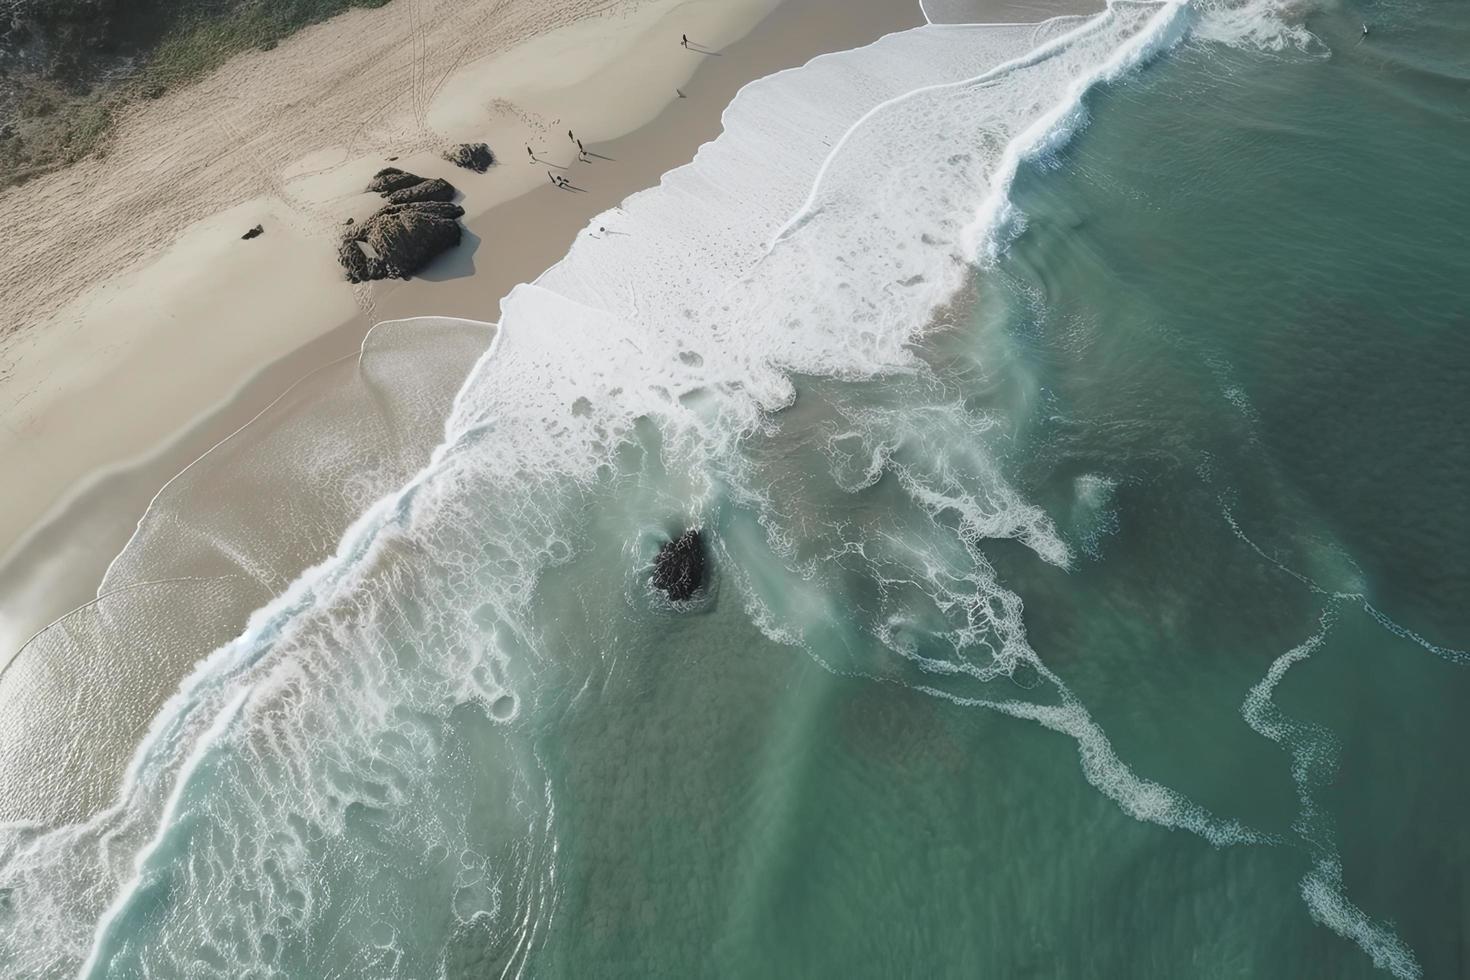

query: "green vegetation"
xmin=141 ymin=0 xmax=393 ymax=87
xmin=0 ymin=0 xmax=394 ymax=189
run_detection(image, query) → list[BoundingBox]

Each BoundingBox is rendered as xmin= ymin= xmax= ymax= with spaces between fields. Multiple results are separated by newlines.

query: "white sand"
xmin=0 ymin=0 xmax=789 ymax=657
xmin=0 ymin=0 xmax=781 ymax=561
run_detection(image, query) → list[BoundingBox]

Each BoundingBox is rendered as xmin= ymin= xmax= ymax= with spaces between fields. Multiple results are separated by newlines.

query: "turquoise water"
xmin=4 ymin=0 xmax=1470 ymax=976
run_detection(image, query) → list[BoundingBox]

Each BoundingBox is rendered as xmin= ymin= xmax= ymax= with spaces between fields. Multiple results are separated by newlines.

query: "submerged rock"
xmin=337 ymin=201 xmax=465 ymax=283
xmin=443 ymin=142 xmax=495 ymax=172
xmin=651 ymin=529 xmax=706 ymax=601
xmin=241 ymin=223 xmax=263 ymax=240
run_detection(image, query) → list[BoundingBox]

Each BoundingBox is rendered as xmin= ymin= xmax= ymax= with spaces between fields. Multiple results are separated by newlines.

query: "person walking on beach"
xmin=681 ymin=33 xmax=688 ymax=48
xmin=527 ymin=145 xmax=534 ymax=160
xmin=577 ymin=138 xmax=584 ymax=154
xmin=568 ymin=129 xmax=575 ymax=142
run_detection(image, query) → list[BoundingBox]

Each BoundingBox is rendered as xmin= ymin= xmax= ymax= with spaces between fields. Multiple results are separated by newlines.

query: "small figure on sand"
xmin=527 ymin=145 xmax=533 ymax=159
xmin=681 ymin=33 xmax=688 ymax=48
xmin=577 ymin=138 xmax=584 ymax=153
xmin=568 ymin=129 xmax=575 ymax=141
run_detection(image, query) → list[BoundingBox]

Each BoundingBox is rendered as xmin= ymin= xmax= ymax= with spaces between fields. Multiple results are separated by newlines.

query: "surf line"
xmin=76 ymin=687 xmax=253 ymax=980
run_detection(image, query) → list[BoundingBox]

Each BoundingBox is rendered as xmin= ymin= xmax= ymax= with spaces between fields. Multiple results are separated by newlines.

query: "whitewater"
xmin=0 ymin=0 xmax=1432 ymax=975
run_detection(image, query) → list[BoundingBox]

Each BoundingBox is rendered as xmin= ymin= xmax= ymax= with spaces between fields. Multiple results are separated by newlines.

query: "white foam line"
xmin=35 ymin=385 xmax=472 ymax=851
xmin=6 ymin=315 xmax=502 ymax=830
xmin=1223 ymin=503 xmax=1470 ymax=665
xmin=1362 ymin=603 xmax=1470 ymax=664
xmin=964 ymin=0 xmax=1191 ymax=261
xmin=920 ymin=0 xmax=1102 ymax=29
xmin=768 ymin=6 xmax=1118 ymax=250
xmin=513 ymin=16 xmax=943 ymax=307
xmin=913 ymin=675 xmax=1268 ymax=846
xmin=417 ymin=15 xmax=958 ymax=446
xmin=76 ymin=685 xmax=252 ymax=980
xmin=1226 ymin=495 xmax=1463 ymax=973
xmin=91 ymin=316 xmax=492 ymax=603
xmin=1241 ymin=608 xmax=1424 ymax=979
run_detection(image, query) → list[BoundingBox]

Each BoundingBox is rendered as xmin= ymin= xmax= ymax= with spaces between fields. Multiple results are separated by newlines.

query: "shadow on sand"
xmin=417 ymin=227 xmax=480 ymax=281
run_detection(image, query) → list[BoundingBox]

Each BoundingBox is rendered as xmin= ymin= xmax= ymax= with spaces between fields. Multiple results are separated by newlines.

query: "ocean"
xmin=2 ymin=0 xmax=1468 ymax=975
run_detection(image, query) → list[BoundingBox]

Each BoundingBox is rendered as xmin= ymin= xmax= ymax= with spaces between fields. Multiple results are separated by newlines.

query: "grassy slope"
xmin=0 ymin=0 xmax=392 ymax=189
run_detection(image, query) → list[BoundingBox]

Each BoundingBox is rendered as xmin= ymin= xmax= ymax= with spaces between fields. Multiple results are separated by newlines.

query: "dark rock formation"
xmin=365 ymin=166 xmax=422 ymax=195
xmin=337 ymin=201 xmax=464 ymax=283
xmin=336 ymin=236 xmax=374 ymax=283
xmin=240 ymin=223 xmax=263 ymax=240
xmin=337 ymin=170 xmax=466 ymax=282
xmin=443 ymin=142 xmax=494 ymax=173
xmin=383 ymin=176 xmax=455 ymax=205
xmin=651 ymin=530 xmax=705 ymax=601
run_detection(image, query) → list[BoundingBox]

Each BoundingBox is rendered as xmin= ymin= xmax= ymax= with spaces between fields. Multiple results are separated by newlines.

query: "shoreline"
xmin=0 ymin=0 xmax=935 ymax=663
xmin=0 ymin=0 xmax=784 ymax=509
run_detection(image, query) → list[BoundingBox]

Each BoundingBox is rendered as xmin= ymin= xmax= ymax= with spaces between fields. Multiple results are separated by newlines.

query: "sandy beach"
xmin=0 ymin=0 xmax=770 ymax=655
xmin=0 ymin=0 xmax=953 ymax=664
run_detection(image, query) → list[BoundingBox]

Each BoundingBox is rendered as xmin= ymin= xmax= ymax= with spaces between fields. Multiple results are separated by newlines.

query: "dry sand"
xmin=0 ymin=0 xmax=796 ymax=660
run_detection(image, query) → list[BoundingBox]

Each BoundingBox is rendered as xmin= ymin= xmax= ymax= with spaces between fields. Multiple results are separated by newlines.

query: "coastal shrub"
xmin=0 ymin=0 xmax=395 ymax=190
